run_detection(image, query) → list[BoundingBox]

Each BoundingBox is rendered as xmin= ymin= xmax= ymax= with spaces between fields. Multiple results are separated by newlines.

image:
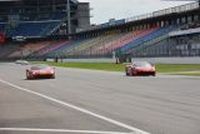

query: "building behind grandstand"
xmin=0 ymin=0 xmax=90 ymax=39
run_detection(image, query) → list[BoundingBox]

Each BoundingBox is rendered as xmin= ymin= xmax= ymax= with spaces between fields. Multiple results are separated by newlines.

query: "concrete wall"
xmin=47 ymin=58 xmax=116 ymax=63
xmin=132 ymin=57 xmax=200 ymax=64
xmin=47 ymin=57 xmax=200 ymax=64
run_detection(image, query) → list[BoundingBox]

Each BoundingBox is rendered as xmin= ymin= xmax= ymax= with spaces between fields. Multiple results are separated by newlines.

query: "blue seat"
xmin=8 ymin=22 xmax=59 ymax=37
xmin=0 ymin=24 xmax=5 ymax=32
xmin=118 ymin=26 xmax=176 ymax=54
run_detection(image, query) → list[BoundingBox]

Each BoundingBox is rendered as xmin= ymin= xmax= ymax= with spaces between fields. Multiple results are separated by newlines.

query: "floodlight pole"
xmin=67 ymin=0 xmax=71 ymax=35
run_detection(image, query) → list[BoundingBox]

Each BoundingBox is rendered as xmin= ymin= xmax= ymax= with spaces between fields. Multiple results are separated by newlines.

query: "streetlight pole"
xmin=67 ymin=0 xmax=71 ymax=35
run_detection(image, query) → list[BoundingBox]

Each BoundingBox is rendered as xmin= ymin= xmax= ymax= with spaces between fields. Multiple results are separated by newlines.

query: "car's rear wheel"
xmin=152 ymin=72 xmax=156 ymax=77
xmin=26 ymin=71 xmax=33 ymax=80
xmin=127 ymin=68 xmax=133 ymax=76
xmin=126 ymin=70 xmax=129 ymax=76
xmin=51 ymin=74 xmax=55 ymax=79
xmin=132 ymin=70 xmax=137 ymax=76
xmin=26 ymin=72 xmax=30 ymax=80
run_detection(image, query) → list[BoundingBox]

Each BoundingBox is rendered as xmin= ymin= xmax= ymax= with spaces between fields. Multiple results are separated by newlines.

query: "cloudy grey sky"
xmin=79 ymin=0 xmax=190 ymax=24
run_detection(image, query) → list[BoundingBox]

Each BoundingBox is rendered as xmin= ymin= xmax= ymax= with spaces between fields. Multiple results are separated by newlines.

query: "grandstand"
xmin=0 ymin=1 xmax=200 ymax=62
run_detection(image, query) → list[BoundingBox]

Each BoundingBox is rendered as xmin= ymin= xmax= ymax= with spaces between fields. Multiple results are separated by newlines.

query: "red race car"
xmin=26 ymin=64 xmax=55 ymax=79
xmin=125 ymin=61 xmax=156 ymax=76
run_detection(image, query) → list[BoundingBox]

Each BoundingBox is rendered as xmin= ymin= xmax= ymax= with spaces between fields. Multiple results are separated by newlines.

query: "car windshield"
xmin=134 ymin=62 xmax=152 ymax=67
xmin=31 ymin=65 xmax=48 ymax=70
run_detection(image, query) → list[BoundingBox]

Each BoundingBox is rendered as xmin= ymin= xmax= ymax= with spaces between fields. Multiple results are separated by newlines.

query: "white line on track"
xmin=0 ymin=128 xmax=131 ymax=134
xmin=0 ymin=79 xmax=150 ymax=134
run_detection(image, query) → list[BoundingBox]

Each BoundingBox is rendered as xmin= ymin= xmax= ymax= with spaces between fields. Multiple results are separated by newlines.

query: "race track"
xmin=0 ymin=63 xmax=200 ymax=134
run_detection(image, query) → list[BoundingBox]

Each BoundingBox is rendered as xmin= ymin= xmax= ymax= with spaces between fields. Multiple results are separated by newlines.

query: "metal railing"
xmin=125 ymin=2 xmax=199 ymax=23
xmin=86 ymin=2 xmax=199 ymax=32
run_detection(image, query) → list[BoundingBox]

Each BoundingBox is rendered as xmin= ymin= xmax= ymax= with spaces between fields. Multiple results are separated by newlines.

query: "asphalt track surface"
xmin=0 ymin=63 xmax=200 ymax=134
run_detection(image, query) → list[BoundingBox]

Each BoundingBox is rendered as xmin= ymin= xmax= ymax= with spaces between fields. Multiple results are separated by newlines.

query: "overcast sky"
xmin=79 ymin=0 xmax=191 ymax=24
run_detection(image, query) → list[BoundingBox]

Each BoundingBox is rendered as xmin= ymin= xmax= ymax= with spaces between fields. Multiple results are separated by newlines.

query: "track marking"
xmin=0 ymin=128 xmax=130 ymax=134
xmin=0 ymin=79 xmax=150 ymax=134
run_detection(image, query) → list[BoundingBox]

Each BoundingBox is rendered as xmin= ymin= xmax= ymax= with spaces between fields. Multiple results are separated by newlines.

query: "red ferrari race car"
xmin=125 ymin=61 xmax=156 ymax=76
xmin=26 ymin=64 xmax=55 ymax=79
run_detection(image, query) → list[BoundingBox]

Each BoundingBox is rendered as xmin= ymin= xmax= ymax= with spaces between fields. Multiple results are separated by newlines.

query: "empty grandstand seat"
xmin=8 ymin=41 xmax=51 ymax=58
xmin=0 ymin=24 xmax=5 ymax=32
xmin=118 ymin=26 xmax=176 ymax=54
xmin=29 ymin=40 xmax=69 ymax=58
xmin=0 ymin=45 xmax=20 ymax=59
xmin=52 ymin=12 xmax=66 ymax=20
xmin=8 ymin=22 xmax=60 ymax=37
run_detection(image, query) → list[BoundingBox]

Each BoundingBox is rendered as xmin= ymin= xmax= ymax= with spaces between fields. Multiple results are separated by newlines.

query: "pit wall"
xmin=46 ymin=57 xmax=200 ymax=64
xmin=132 ymin=57 xmax=200 ymax=64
